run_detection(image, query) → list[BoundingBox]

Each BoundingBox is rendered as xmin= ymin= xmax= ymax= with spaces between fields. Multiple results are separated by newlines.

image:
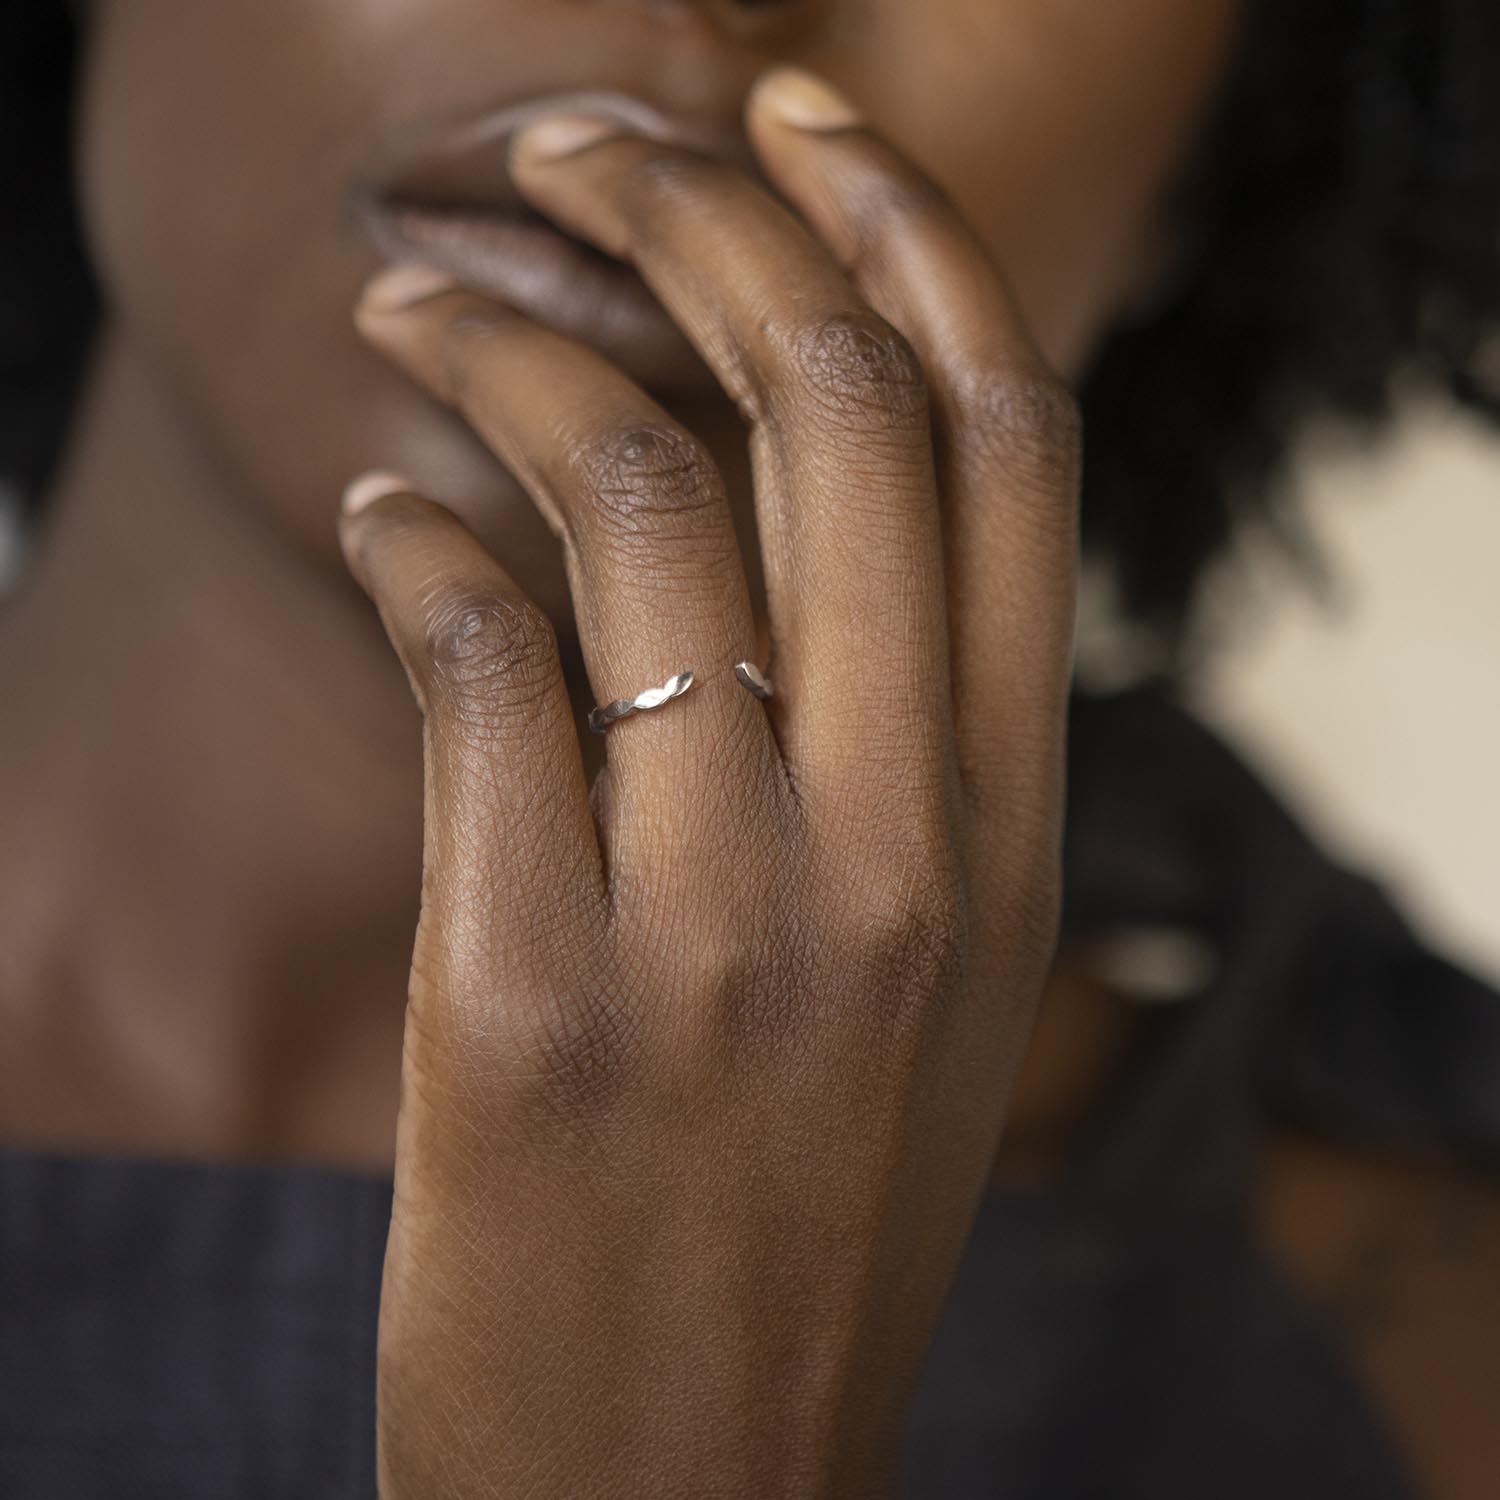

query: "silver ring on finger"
xmin=734 ymin=660 xmax=774 ymax=701
xmin=588 ymin=670 xmax=697 ymax=734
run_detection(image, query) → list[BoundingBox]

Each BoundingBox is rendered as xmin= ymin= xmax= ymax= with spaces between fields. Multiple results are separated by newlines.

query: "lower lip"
xmin=362 ymin=203 xmax=712 ymax=393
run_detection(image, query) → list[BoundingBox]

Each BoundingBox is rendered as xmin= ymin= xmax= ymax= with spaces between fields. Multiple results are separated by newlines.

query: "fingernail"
xmin=510 ymin=115 xmax=621 ymax=168
xmin=752 ymin=67 xmax=863 ymax=132
xmin=342 ymin=471 xmax=413 ymax=516
xmin=360 ymin=264 xmax=458 ymax=315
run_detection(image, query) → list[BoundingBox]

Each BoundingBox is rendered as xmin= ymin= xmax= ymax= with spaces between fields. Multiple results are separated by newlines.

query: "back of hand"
xmin=341 ymin=68 xmax=1079 ymax=1499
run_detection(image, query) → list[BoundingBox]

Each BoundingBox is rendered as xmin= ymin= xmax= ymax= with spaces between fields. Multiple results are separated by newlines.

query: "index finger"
xmin=338 ymin=477 xmax=607 ymax=976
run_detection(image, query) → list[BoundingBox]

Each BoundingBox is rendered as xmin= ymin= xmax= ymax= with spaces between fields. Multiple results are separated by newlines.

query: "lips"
xmin=359 ymin=90 xmax=755 ymax=392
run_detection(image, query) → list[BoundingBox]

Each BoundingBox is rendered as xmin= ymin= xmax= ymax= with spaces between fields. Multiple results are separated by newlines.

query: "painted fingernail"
xmin=342 ymin=471 xmax=414 ymax=517
xmin=510 ymin=115 xmax=621 ymax=168
xmin=360 ymin=264 xmax=458 ymax=315
xmin=752 ymin=67 xmax=863 ymax=132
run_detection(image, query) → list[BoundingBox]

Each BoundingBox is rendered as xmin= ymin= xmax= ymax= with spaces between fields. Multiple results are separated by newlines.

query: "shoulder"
xmin=1260 ymin=1133 xmax=1500 ymax=1500
xmin=1066 ymin=683 xmax=1500 ymax=1161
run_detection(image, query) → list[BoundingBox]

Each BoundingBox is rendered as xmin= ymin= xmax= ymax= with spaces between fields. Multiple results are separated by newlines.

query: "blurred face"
xmin=78 ymin=0 xmax=1240 ymax=629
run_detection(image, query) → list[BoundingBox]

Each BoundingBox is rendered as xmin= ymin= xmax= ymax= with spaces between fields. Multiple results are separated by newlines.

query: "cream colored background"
xmin=1189 ymin=398 xmax=1500 ymax=986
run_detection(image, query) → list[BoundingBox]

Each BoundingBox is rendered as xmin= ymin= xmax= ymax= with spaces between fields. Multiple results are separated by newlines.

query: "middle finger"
xmin=508 ymin=121 xmax=955 ymax=811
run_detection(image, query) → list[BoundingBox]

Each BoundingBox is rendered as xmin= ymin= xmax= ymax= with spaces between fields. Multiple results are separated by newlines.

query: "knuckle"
xmin=844 ymin=865 xmax=971 ymax=1045
xmin=520 ymin=978 xmax=649 ymax=1130
xmin=861 ymin=867 xmax=967 ymax=975
xmin=777 ymin=310 xmax=929 ymax=427
xmin=706 ymin=910 xmax=823 ymax=1061
xmin=684 ymin=928 xmax=763 ymax=1018
xmin=818 ymin=829 xmax=968 ymax=984
xmin=949 ymin=361 xmax=1082 ymax=492
xmin=566 ymin=421 xmax=726 ymax=545
xmin=414 ymin=964 xmax=649 ymax=1137
xmin=422 ymin=587 xmax=558 ymax=708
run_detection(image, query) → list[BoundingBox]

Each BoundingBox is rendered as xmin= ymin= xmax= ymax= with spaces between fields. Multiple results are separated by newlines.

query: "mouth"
xmin=358 ymin=89 xmax=748 ymax=393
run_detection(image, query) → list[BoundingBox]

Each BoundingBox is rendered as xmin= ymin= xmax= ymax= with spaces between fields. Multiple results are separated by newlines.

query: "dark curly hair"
xmin=1 ymin=8 xmax=97 ymax=519
xmin=3 ymin=2 xmax=1498 ymax=642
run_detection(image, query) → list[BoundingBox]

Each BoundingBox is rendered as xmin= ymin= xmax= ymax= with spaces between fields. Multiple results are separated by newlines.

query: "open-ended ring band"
xmin=587 ymin=661 xmax=773 ymax=734
xmin=733 ymin=661 xmax=774 ymax=701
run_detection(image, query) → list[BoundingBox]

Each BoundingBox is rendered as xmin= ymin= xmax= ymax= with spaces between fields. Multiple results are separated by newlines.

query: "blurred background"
xmin=1188 ymin=395 xmax=1499 ymax=986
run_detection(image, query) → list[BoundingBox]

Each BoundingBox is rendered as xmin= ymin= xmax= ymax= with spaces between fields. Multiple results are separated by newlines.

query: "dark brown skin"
xmin=350 ymin=84 xmax=1085 ymax=1493
xmin=0 ymin=1 xmax=1495 ymax=1496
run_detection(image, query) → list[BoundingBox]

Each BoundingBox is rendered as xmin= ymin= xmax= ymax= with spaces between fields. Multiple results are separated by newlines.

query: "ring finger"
xmin=356 ymin=282 xmax=786 ymax=866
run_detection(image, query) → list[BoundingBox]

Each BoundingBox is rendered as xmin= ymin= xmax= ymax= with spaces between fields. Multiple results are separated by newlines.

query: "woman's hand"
xmin=340 ymin=67 xmax=1079 ymax=1500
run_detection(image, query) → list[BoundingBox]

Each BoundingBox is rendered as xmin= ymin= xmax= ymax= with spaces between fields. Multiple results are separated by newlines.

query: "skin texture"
xmin=3 ymin=0 xmax=1496 ymax=1496
xmin=349 ymin=83 xmax=1083 ymax=1492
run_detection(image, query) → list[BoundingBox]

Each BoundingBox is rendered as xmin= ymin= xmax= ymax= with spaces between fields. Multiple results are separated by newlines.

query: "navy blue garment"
xmin=2 ymin=685 xmax=1497 ymax=1498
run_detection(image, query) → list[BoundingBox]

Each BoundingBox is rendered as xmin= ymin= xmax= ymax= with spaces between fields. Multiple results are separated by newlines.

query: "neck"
xmin=0 ymin=331 xmax=432 ymax=1164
